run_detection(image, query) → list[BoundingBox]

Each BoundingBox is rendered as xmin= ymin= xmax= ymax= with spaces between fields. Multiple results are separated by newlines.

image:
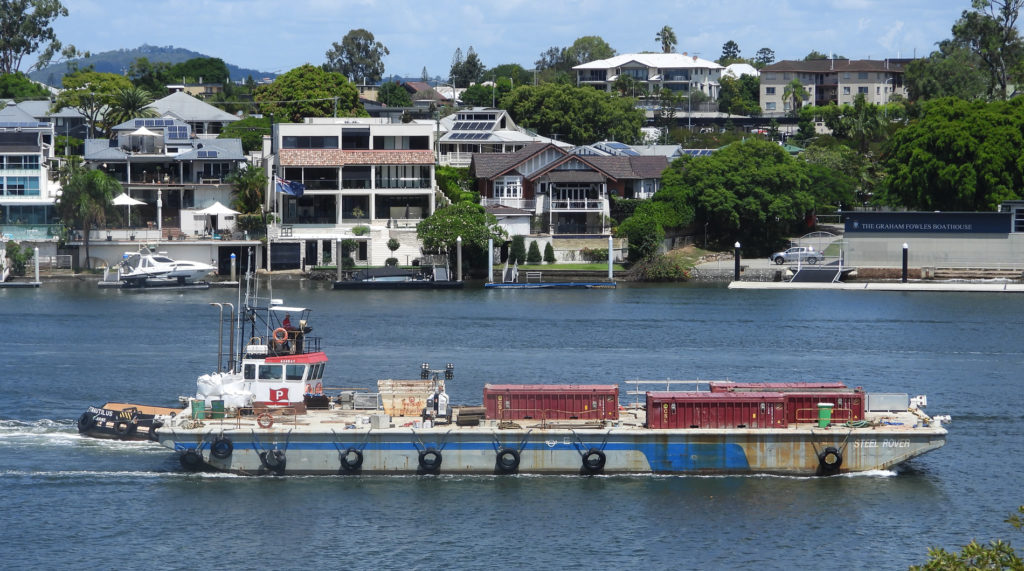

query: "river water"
xmin=1 ymin=279 xmax=1021 ymax=569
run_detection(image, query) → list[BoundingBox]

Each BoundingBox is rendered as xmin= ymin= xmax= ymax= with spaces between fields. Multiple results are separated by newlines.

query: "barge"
xmin=149 ymin=291 xmax=949 ymax=476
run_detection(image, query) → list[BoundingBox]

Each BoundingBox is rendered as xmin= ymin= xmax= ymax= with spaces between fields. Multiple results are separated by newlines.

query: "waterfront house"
xmin=437 ymin=107 xmax=570 ymax=167
xmin=0 ymin=109 xmax=60 ymax=257
xmin=264 ymin=116 xmax=437 ymax=269
xmin=573 ymin=52 xmax=724 ymax=100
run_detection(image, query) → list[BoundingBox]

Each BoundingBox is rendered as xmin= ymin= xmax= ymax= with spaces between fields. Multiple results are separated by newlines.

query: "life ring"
xmin=260 ymin=449 xmax=286 ymax=474
xmin=114 ymin=421 xmax=136 ymax=438
xmin=495 ymin=448 xmax=520 ymax=474
xmin=582 ymin=448 xmax=606 ymax=473
xmin=147 ymin=421 xmax=163 ymax=441
xmin=179 ymin=450 xmax=203 ymax=471
xmin=256 ymin=413 xmax=274 ymax=429
xmin=272 ymin=327 xmax=288 ymax=343
xmin=76 ymin=412 xmax=96 ymax=433
xmin=818 ymin=446 xmax=843 ymax=476
xmin=418 ymin=448 xmax=443 ymax=474
xmin=211 ymin=437 xmax=234 ymax=459
xmin=340 ymin=447 xmax=363 ymax=471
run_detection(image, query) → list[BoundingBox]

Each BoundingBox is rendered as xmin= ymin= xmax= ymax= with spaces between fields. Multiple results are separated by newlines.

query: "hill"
xmin=29 ymin=44 xmax=275 ymax=87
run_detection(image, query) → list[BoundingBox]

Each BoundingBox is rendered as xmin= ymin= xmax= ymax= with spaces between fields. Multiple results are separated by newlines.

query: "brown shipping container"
xmin=646 ymin=392 xmax=787 ymax=429
xmin=484 ymin=384 xmax=619 ymax=421
xmin=710 ymin=381 xmax=849 ymax=393
xmin=784 ymin=392 xmax=864 ymax=424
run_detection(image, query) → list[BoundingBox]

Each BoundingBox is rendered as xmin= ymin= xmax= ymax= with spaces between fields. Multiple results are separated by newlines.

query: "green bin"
xmin=191 ymin=399 xmax=205 ymax=420
xmin=211 ymin=400 xmax=225 ymax=419
xmin=817 ymin=402 xmax=834 ymax=428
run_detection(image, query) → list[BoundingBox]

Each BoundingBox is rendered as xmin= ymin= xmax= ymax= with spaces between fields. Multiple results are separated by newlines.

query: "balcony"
xmin=550 ymin=199 xmax=605 ymax=211
xmin=481 ymin=198 xmax=536 ymax=211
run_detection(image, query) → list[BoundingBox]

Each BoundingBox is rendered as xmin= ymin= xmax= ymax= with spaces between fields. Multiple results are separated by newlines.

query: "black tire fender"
xmin=114 ymin=421 xmax=136 ymax=438
xmin=76 ymin=412 xmax=96 ymax=433
xmin=495 ymin=448 xmax=520 ymax=474
xmin=147 ymin=421 xmax=163 ymax=441
xmin=340 ymin=447 xmax=363 ymax=472
xmin=260 ymin=449 xmax=286 ymax=474
xmin=818 ymin=446 xmax=843 ymax=475
xmin=210 ymin=437 xmax=234 ymax=459
xmin=418 ymin=448 xmax=442 ymax=473
xmin=582 ymin=448 xmax=606 ymax=473
xmin=179 ymin=450 xmax=204 ymax=471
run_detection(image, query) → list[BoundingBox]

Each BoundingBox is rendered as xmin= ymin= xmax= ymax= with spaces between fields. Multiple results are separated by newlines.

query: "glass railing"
xmin=0 ymin=224 xmax=62 ymax=240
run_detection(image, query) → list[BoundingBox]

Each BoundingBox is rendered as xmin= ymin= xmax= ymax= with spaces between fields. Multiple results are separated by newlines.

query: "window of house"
xmin=3 ymin=176 xmax=40 ymax=196
xmin=494 ymin=176 xmax=523 ymax=198
xmin=342 ymin=166 xmax=371 ymax=189
xmin=783 ymin=73 xmax=790 ymax=80
xmin=765 ymin=87 xmax=776 ymax=95
xmin=765 ymin=102 xmax=776 ymax=111
xmin=765 ymin=73 xmax=776 ymax=80
xmin=341 ymin=129 xmax=370 ymax=150
xmin=857 ymin=72 xmax=868 ymax=79
xmin=843 ymin=86 xmax=851 ymax=95
xmin=375 ymin=165 xmax=431 ymax=188
xmin=858 ymin=86 xmax=869 ymax=94
xmin=877 ymin=86 xmax=881 ymax=95
xmin=282 ymin=136 xmax=339 ymax=149
xmin=843 ymin=72 xmax=850 ymax=79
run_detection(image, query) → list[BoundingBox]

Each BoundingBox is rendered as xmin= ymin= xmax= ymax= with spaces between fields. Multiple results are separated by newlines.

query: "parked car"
xmin=771 ymin=246 xmax=824 ymax=265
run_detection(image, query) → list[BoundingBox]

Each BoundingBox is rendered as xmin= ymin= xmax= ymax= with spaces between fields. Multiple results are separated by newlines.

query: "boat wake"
xmin=0 ymin=418 xmax=158 ymax=450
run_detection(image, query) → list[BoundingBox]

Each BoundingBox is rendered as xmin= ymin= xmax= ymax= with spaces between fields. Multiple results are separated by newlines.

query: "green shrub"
xmin=627 ymin=254 xmax=690 ymax=282
xmin=509 ymin=235 xmax=526 ymax=264
xmin=527 ymin=241 xmax=542 ymax=263
xmin=579 ymin=248 xmax=608 ymax=262
xmin=5 ymin=242 xmax=31 ymax=275
xmin=543 ymin=242 xmax=555 ymax=264
xmin=342 ymin=256 xmax=356 ymax=269
xmin=352 ymin=225 xmax=370 ymax=236
xmin=235 ymin=213 xmax=267 ymax=234
xmin=385 ymin=257 xmax=398 ymax=267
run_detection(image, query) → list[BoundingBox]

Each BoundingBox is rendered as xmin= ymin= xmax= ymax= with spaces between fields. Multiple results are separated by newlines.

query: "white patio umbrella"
xmin=112 ymin=192 xmax=145 ymax=227
xmin=195 ymin=201 xmax=240 ymax=235
xmin=128 ymin=126 xmax=160 ymax=154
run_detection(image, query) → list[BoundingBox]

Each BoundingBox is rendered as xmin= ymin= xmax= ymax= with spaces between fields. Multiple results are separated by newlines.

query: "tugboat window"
xmin=286 ymin=365 xmax=305 ymax=380
xmin=244 ymin=364 xmax=256 ymax=379
xmin=259 ymin=364 xmax=282 ymax=380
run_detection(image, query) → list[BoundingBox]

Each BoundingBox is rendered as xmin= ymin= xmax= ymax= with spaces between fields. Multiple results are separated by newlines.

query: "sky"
xmin=47 ymin=0 xmax=971 ymax=78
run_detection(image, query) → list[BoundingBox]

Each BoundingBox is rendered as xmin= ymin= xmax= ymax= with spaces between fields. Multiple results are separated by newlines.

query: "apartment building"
xmin=759 ymin=58 xmax=909 ymax=115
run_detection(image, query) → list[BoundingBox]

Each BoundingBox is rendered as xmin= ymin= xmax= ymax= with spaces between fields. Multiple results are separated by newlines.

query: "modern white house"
xmin=0 ymin=107 xmax=60 ymax=256
xmin=573 ymin=52 xmax=724 ymax=100
xmin=264 ymin=117 xmax=437 ymax=270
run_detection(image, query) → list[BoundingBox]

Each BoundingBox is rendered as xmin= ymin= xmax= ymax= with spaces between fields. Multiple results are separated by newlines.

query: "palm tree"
xmin=844 ymin=94 xmax=884 ymax=154
xmin=103 ymin=86 xmax=158 ymax=133
xmin=656 ymin=26 xmax=677 ymax=53
xmin=782 ymin=78 xmax=809 ymax=115
xmin=227 ymin=164 xmax=267 ymax=214
xmin=57 ymin=169 xmax=121 ymax=269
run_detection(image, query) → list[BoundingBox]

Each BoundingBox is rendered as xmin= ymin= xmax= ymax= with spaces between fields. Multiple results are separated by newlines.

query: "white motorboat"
xmin=117 ymin=249 xmax=215 ymax=286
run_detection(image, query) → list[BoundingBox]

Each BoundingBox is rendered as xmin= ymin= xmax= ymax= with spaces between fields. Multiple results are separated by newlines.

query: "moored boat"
xmin=115 ymin=248 xmax=215 ymax=287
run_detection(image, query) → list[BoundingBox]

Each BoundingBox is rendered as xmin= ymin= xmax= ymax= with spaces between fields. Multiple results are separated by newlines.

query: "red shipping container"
xmin=784 ymin=392 xmax=864 ymax=424
xmin=484 ymin=384 xmax=619 ymax=421
xmin=646 ymin=392 xmax=787 ymax=429
xmin=710 ymin=381 xmax=849 ymax=393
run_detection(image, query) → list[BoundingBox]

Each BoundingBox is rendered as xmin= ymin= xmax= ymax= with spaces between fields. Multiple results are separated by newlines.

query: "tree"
xmin=951 ymin=0 xmax=1024 ymax=99
xmin=616 ymin=202 xmax=670 ymax=262
xmin=782 ymin=78 xmax=809 ymax=115
xmin=656 ymin=26 xmax=677 ymax=54
xmin=218 ymin=116 xmax=272 ymax=154
xmin=421 ymin=66 xmax=428 ymax=81
xmin=461 ymin=80 xmax=508 ymax=108
xmin=416 ymin=202 xmax=507 ymax=268
xmin=911 ymin=506 xmax=1024 ymax=570
xmin=843 ymin=94 xmax=884 ymax=153
xmin=324 ymin=29 xmax=389 ymax=84
xmin=509 ymin=235 xmax=527 ymax=264
xmin=881 ymin=97 xmax=1024 ymax=211
xmin=904 ymin=42 xmax=989 ymax=101
xmin=127 ymin=57 xmax=172 ymax=92
xmin=489 ymin=63 xmax=533 ymax=87
xmin=103 ymin=86 xmax=157 ymax=130
xmin=51 ymin=69 xmax=133 ymax=137
xmin=527 ymin=241 xmax=542 ymax=263
xmin=166 ymin=57 xmax=230 ymax=84
xmin=226 ymin=163 xmax=266 ymax=214
xmin=0 ymin=0 xmax=68 ymax=74
xmin=451 ymin=46 xmax=485 ymax=87
xmin=378 ymin=81 xmax=412 ymax=107
xmin=0 ymin=71 xmax=49 ymax=99
xmin=804 ymin=50 xmax=832 ymax=60
xmin=254 ymin=64 xmax=365 ymax=123
xmin=543 ymin=242 xmax=555 ymax=264
xmin=57 ymin=168 xmax=121 ymax=269
xmin=565 ymin=36 xmax=616 ymax=66
xmin=754 ymin=47 xmax=775 ymax=68
xmin=665 ymin=139 xmax=814 ymax=252
xmin=718 ymin=40 xmax=741 ymax=64
xmin=535 ymin=46 xmax=569 ymax=72
xmin=718 ymin=75 xmax=761 ymax=115
xmin=500 ymin=83 xmax=644 ymax=145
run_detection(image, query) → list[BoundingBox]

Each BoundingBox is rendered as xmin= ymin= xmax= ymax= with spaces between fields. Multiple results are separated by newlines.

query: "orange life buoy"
xmin=272 ymin=328 xmax=288 ymax=343
xmin=257 ymin=413 xmax=274 ymax=429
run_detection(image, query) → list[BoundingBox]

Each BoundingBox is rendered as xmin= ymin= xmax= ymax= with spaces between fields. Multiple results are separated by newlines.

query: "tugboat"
xmin=77 ymin=403 xmax=183 ymax=441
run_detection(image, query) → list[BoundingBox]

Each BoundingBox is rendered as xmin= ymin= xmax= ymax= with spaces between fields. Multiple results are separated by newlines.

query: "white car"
xmin=771 ymin=247 xmax=824 ymax=265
